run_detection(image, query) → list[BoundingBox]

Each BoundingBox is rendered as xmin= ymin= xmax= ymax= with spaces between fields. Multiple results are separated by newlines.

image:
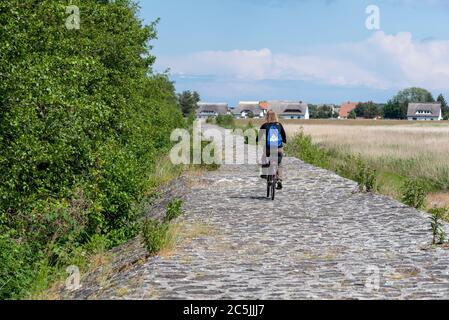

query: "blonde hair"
xmin=266 ymin=110 xmax=279 ymax=123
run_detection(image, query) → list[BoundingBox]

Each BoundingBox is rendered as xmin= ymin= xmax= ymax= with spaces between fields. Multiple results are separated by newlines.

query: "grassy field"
xmin=236 ymin=119 xmax=449 ymax=209
xmin=238 ymin=118 xmax=449 ymax=127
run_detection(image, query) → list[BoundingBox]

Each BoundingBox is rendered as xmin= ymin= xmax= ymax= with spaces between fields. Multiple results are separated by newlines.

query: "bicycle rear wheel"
xmin=267 ymin=176 xmax=271 ymax=198
xmin=271 ymin=177 xmax=276 ymax=201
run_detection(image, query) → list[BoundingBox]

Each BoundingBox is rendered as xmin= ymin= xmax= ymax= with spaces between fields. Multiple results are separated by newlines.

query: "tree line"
xmin=310 ymin=88 xmax=448 ymax=120
xmin=383 ymin=88 xmax=448 ymax=120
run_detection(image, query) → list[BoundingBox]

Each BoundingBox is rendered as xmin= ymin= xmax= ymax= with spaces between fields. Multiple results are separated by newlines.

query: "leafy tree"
xmin=0 ymin=0 xmax=184 ymax=298
xmin=348 ymin=110 xmax=357 ymax=119
xmin=384 ymin=87 xmax=434 ymax=119
xmin=383 ymin=101 xmax=402 ymax=119
xmin=308 ymin=104 xmax=318 ymax=119
xmin=310 ymin=105 xmax=337 ymax=119
xmin=437 ymin=94 xmax=449 ymax=120
xmin=178 ymin=90 xmax=201 ymax=116
xmin=354 ymin=103 xmax=366 ymax=118
xmin=355 ymin=102 xmax=382 ymax=119
xmin=316 ymin=105 xmax=333 ymax=119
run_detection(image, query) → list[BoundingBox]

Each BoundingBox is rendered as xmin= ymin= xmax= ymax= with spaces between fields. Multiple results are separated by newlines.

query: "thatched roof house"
xmin=267 ymin=101 xmax=309 ymax=120
xmin=407 ymin=103 xmax=442 ymax=121
xmin=233 ymin=101 xmax=266 ymax=118
xmin=197 ymin=103 xmax=229 ymax=118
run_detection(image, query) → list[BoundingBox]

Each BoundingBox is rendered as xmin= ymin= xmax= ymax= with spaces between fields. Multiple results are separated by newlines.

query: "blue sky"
xmin=139 ymin=0 xmax=449 ymax=105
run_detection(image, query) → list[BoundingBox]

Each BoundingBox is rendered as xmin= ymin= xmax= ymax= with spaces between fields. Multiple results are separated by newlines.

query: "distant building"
xmin=339 ymin=102 xmax=359 ymax=119
xmin=407 ymin=103 xmax=443 ymax=121
xmin=267 ymin=101 xmax=309 ymax=120
xmin=233 ymin=101 xmax=266 ymax=119
xmin=196 ymin=103 xmax=229 ymax=119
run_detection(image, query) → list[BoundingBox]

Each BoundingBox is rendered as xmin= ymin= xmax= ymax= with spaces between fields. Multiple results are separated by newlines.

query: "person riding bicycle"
xmin=257 ymin=110 xmax=287 ymax=190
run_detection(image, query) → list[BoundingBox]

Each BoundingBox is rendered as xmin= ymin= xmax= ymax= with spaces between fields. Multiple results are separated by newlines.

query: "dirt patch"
xmin=427 ymin=192 xmax=449 ymax=209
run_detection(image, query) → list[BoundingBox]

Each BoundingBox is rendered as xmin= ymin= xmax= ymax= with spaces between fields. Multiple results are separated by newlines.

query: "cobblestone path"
xmin=68 ymin=127 xmax=449 ymax=300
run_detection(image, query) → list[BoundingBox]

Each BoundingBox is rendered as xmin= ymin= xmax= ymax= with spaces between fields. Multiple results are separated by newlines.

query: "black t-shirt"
xmin=258 ymin=122 xmax=287 ymax=154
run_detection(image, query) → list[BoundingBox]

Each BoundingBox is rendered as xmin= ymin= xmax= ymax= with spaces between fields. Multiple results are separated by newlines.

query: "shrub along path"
xmin=66 ymin=126 xmax=449 ymax=300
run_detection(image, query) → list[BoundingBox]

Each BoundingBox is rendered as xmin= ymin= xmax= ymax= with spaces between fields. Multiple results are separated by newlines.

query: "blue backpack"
xmin=267 ymin=123 xmax=283 ymax=149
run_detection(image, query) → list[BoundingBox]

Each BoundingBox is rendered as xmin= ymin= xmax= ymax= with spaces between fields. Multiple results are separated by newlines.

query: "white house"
xmin=407 ymin=103 xmax=443 ymax=121
xmin=267 ymin=100 xmax=310 ymax=120
xmin=196 ymin=103 xmax=229 ymax=119
xmin=233 ymin=101 xmax=267 ymax=119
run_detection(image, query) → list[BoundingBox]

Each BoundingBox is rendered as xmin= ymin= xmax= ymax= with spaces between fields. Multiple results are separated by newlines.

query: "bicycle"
xmin=265 ymin=160 xmax=278 ymax=201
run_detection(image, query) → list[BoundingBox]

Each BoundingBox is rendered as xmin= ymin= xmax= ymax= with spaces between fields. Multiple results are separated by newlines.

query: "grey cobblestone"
xmin=65 ymin=127 xmax=449 ymax=300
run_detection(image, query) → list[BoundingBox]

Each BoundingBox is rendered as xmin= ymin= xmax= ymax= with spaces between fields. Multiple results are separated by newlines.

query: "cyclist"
xmin=257 ymin=110 xmax=287 ymax=190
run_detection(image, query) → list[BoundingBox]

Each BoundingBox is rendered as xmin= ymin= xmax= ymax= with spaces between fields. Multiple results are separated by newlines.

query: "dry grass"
xmin=158 ymin=221 xmax=216 ymax=258
xmin=236 ymin=118 xmax=449 ymax=207
xmin=427 ymin=193 xmax=449 ymax=210
xmin=283 ymin=122 xmax=449 ymax=186
xmin=30 ymin=249 xmax=113 ymax=300
xmin=237 ymin=118 xmax=449 ymax=127
xmin=279 ymin=120 xmax=449 ymax=208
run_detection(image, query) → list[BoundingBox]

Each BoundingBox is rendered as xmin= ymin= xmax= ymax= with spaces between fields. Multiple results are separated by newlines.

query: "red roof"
xmin=339 ymin=102 xmax=359 ymax=118
xmin=259 ymin=102 xmax=269 ymax=110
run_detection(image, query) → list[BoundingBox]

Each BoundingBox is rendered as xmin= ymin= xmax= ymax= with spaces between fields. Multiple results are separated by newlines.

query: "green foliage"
xmin=141 ymin=219 xmax=169 ymax=255
xmin=164 ymin=199 xmax=183 ymax=223
xmin=383 ymin=101 xmax=403 ymax=120
xmin=0 ymin=1 xmax=185 ymax=298
xmin=354 ymin=156 xmax=378 ymax=192
xmin=348 ymin=110 xmax=357 ymax=119
xmin=429 ymin=207 xmax=447 ymax=245
xmin=216 ymin=115 xmax=235 ymax=129
xmin=0 ymin=230 xmax=37 ymax=299
xmin=286 ymin=133 xmax=379 ymax=193
xmin=285 ymin=131 xmax=331 ymax=169
xmin=178 ymin=91 xmax=200 ymax=116
xmin=310 ymin=105 xmax=337 ymax=119
xmin=393 ymin=87 xmax=435 ymax=105
xmin=242 ymin=122 xmax=258 ymax=145
xmin=142 ymin=198 xmax=184 ymax=256
xmin=384 ymin=87 xmax=434 ymax=119
xmin=199 ymin=140 xmax=221 ymax=171
xmin=437 ymin=94 xmax=449 ymax=120
xmin=186 ymin=112 xmax=196 ymax=127
xmin=401 ymin=178 xmax=427 ymax=209
xmin=354 ymin=102 xmax=382 ymax=119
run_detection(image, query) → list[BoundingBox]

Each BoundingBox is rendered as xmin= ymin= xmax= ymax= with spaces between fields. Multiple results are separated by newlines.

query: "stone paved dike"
xmin=69 ymin=125 xmax=449 ymax=300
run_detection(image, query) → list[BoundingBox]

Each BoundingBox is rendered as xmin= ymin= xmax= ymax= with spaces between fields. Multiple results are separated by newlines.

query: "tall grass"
xmin=285 ymin=122 xmax=449 ymax=211
xmin=284 ymin=124 xmax=449 ymax=192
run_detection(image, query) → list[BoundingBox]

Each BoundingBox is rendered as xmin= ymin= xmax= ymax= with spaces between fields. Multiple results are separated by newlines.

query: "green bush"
xmin=286 ymin=132 xmax=378 ymax=193
xmin=402 ymin=178 xmax=427 ymax=209
xmin=187 ymin=137 xmax=221 ymax=171
xmin=365 ymin=167 xmax=378 ymax=193
xmin=285 ymin=131 xmax=331 ymax=169
xmin=354 ymin=156 xmax=378 ymax=193
xmin=164 ymin=199 xmax=183 ymax=223
xmin=0 ymin=1 xmax=185 ymax=298
xmin=429 ymin=207 xmax=447 ymax=245
xmin=0 ymin=230 xmax=36 ymax=299
xmin=141 ymin=219 xmax=169 ymax=255
xmin=243 ymin=122 xmax=258 ymax=145
xmin=216 ymin=115 xmax=235 ymax=129
xmin=201 ymin=139 xmax=221 ymax=171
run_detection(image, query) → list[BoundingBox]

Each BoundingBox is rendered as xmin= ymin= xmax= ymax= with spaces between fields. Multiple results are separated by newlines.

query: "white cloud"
xmin=157 ymin=31 xmax=449 ymax=91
